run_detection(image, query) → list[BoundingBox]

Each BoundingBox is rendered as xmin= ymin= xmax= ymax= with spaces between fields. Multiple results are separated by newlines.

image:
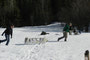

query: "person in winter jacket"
xmin=69 ymin=23 xmax=73 ymax=35
xmin=0 ymin=24 xmax=14 ymax=45
xmin=73 ymin=26 xmax=78 ymax=35
xmin=57 ymin=23 xmax=70 ymax=41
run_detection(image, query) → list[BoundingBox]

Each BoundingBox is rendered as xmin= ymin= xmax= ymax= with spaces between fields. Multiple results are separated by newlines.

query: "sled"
xmin=24 ymin=37 xmax=48 ymax=45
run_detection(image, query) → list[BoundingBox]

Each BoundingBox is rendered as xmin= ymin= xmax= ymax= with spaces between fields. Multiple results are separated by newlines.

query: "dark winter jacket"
xmin=63 ymin=24 xmax=70 ymax=32
xmin=2 ymin=27 xmax=13 ymax=37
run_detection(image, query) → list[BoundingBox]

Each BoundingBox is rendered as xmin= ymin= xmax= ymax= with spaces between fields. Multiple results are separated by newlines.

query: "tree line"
xmin=0 ymin=0 xmax=90 ymax=31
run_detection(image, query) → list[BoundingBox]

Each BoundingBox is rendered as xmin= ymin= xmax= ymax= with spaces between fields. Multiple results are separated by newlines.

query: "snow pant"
xmin=58 ymin=31 xmax=68 ymax=41
xmin=0 ymin=34 xmax=10 ymax=45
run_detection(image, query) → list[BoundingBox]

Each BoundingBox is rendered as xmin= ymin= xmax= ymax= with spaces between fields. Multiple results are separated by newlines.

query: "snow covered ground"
xmin=0 ymin=23 xmax=90 ymax=60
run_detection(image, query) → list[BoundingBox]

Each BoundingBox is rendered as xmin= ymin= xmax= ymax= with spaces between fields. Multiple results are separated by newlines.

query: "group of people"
xmin=0 ymin=24 xmax=14 ymax=45
xmin=0 ymin=22 xmax=81 ymax=45
xmin=57 ymin=23 xmax=81 ymax=42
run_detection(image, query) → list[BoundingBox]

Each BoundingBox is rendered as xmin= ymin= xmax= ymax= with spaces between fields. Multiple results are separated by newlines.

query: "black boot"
xmin=57 ymin=38 xmax=60 ymax=41
xmin=64 ymin=39 xmax=67 ymax=41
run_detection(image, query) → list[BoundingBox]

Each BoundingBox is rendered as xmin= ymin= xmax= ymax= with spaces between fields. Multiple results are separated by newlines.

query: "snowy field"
xmin=0 ymin=23 xmax=90 ymax=60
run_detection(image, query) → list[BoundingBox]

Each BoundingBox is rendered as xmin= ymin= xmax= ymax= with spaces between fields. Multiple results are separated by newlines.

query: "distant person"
xmin=57 ymin=23 xmax=70 ymax=42
xmin=69 ymin=23 xmax=73 ymax=35
xmin=78 ymin=26 xmax=82 ymax=34
xmin=78 ymin=30 xmax=81 ymax=34
xmin=40 ymin=31 xmax=49 ymax=35
xmin=0 ymin=24 xmax=14 ymax=45
xmin=73 ymin=26 xmax=78 ymax=35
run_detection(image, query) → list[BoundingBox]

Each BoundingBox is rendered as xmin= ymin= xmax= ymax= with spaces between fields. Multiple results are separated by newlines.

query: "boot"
xmin=57 ymin=38 xmax=60 ymax=41
xmin=64 ymin=39 xmax=67 ymax=41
